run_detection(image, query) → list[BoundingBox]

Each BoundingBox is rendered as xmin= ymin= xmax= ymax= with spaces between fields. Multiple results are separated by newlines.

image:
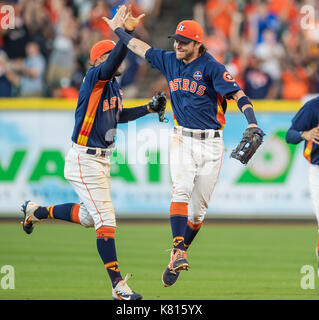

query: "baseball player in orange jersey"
xmin=21 ymin=7 xmax=166 ymax=300
xmin=104 ymin=8 xmax=264 ymax=287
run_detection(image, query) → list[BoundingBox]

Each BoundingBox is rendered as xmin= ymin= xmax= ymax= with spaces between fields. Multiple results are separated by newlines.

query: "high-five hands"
xmin=102 ymin=5 xmax=127 ymax=31
xmin=123 ymin=5 xmax=145 ymax=31
xmin=102 ymin=5 xmax=145 ymax=31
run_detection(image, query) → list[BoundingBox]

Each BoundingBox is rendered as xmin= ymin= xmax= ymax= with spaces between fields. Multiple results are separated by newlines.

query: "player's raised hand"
xmin=302 ymin=125 xmax=319 ymax=145
xmin=123 ymin=4 xmax=145 ymax=31
xmin=102 ymin=5 xmax=127 ymax=31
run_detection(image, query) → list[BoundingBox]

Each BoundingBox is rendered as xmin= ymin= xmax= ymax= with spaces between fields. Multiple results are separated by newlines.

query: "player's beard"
xmin=182 ymin=50 xmax=196 ymax=62
xmin=175 ymin=45 xmax=196 ymax=62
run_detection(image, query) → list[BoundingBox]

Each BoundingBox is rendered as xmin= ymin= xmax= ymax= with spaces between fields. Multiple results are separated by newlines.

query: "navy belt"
xmin=174 ymin=127 xmax=220 ymax=140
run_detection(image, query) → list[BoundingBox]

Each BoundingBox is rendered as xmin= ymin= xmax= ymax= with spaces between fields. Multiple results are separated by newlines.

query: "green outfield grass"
xmin=0 ymin=220 xmax=319 ymax=300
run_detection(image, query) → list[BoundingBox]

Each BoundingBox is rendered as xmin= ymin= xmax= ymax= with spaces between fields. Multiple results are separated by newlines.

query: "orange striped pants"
xmin=170 ymin=127 xmax=224 ymax=224
xmin=64 ymin=146 xmax=115 ymax=230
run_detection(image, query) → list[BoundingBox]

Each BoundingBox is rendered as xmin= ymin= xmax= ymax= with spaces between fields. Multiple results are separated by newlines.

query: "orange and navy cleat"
xmin=162 ymin=248 xmax=189 ymax=287
xmin=169 ymin=248 xmax=189 ymax=272
xmin=112 ymin=274 xmax=142 ymax=300
xmin=21 ymin=200 xmax=40 ymax=234
xmin=162 ymin=267 xmax=181 ymax=287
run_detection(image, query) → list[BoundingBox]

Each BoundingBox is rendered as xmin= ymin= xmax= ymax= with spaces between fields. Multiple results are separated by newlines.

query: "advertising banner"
xmin=0 ymin=109 xmax=313 ymax=218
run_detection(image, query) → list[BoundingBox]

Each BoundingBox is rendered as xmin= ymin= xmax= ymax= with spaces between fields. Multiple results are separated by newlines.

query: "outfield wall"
xmin=0 ymin=98 xmax=314 ymax=219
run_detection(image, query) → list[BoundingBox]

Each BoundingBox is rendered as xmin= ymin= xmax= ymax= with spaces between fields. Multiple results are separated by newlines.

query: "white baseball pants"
xmin=170 ymin=126 xmax=224 ymax=224
xmin=64 ymin=144 xmax=115 ymax=230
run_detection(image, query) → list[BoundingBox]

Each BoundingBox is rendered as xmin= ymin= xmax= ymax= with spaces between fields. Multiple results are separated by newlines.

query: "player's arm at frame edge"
xmin=227 ymin=89 xmax=258 ymax=128
xmin=113 ymin=28 xmax=151 ymax=59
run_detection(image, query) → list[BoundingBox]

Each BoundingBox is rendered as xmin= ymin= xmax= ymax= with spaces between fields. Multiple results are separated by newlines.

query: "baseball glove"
xmin=230 ymin=127 xmax=265 ymax=165
xmin=148 ymin=91 xmax=167 ymax=122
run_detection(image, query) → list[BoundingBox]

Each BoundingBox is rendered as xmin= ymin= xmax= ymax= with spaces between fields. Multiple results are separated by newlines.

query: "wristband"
xmin=243 ymin=107 xmax=258 ymax=125
xmin=114 ymin=27 xmax=133 ymax=46
xmin=237 ymin=96 xmax=253 ymax=112
xmin=286 ymin=128 xmax=303 ymax=144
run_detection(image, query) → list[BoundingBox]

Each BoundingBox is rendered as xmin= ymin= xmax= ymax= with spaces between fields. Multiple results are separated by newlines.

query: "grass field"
xmin=0 ymin=220 xmax=319 ymax=300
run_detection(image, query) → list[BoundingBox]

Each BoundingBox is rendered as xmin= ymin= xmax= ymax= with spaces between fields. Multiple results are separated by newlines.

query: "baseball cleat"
xmin=112 ymin=274 xmax=142 ymax=300
xmin=21 ymin=200 xmax=40 ymax=234
xmin=162 ymin=266 xmax=180 ymax=287
xmin=168 ymin=248 xmax=189 ymax=272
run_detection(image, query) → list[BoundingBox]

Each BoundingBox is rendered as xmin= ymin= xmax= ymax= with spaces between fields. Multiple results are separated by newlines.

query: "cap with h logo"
xmin=90 ymin=40 xmax=116 ymax=63
xmin=169 ymin=20 xmax=204 ymax=43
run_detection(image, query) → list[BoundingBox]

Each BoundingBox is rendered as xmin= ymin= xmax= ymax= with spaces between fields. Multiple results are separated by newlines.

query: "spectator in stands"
xmin=45 ymin=6 xmax=77 ymax=94
xmin=255 ymin=28 xmax=285 ymax=97
xmin=243 ymin=54 xmax=276 ymax=99
xmin=51 ymin=78 xmax=79 ymax=99
xmin=205 ymin=0 xmax=238 ymax=40
xmin=22 ymin=0 xmax=54 ymax=60
xmin=204 ymin=28 xmax=228 ymax=64
xmin=11 ymin=42 xmax=46 ymax=97
xmin=306 ymin=45 xmax=319 ymax=94
xmin=1 ymin=3 xmax=30 ymax=59
xmin=281 ymin=59 xmax=309 ymax=100
xmin=170 ymin=0 xmax=205 ymax=24
xmin=193 ymin=0 xmax=206 ymax=28
xmin=137 ymin=0 xmax=162 ymax=29
xmin=241 ymin=0 xmax=258 ymax=44
xmin=70 ymin=58 xmax=86 ymax=92
xmin=89 ymin=0 xmax=112 ymax=39
xmin=248 ymin=0 xmax=280 ymax=45
xmin=0 ymin=50 xmax=20 ymax=97
xmin=225 ymin=51 xmax=245 ymax=89
xmin=312 ymin=63 xmax=319 ymax=94
xmin=45 ymin=0 xmax=66 ymax=25
xmin=73 ymin=0 xmax=94 ymax=25
xmin=75 ymin=28 xmax=102 ymax=75
xmin=268 ymin=0 xmax=299 ymax=26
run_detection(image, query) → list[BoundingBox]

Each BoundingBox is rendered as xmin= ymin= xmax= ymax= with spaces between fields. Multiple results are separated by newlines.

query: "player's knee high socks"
xmin=33 ymin=203 xmax=81 ymax=224
xmin=96 ymin=226 xmax=122 ymax=288
xmin=184 ymin=221 xmax=203 ymax=250
xmin=170 ymin=202 xmax=188 ymax=250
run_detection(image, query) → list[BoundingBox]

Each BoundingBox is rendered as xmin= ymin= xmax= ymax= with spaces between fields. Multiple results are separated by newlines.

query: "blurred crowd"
xmin=201 ymin=0 xmax=319 ymax=100
xmin=0 ymin=0 xmax=319 ymax=100
xmin=0 ymin=0 xmax=159 ymax=98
